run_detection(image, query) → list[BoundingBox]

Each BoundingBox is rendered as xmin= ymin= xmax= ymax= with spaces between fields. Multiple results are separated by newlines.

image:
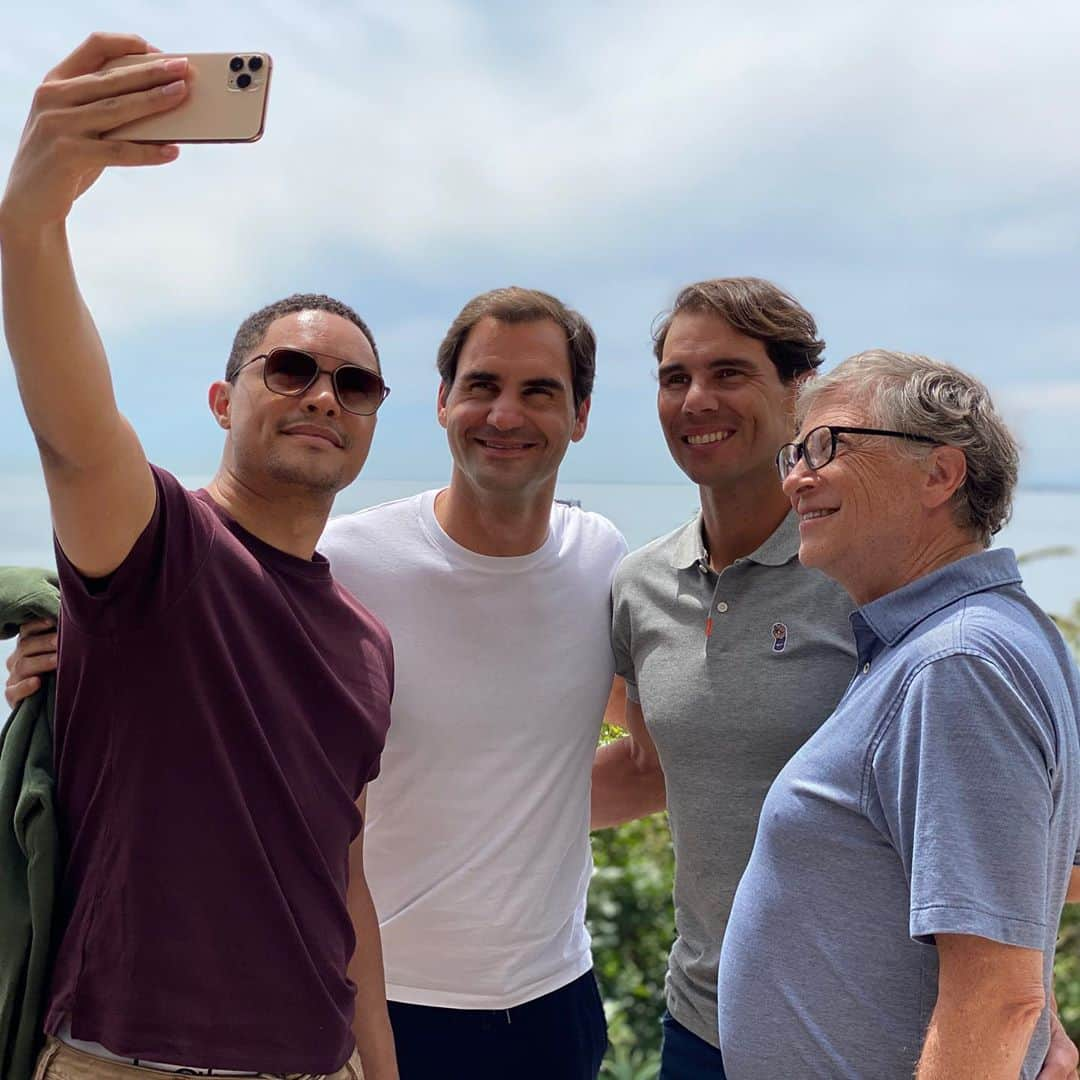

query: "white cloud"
xmin=3 ymin=0 xmax=1079 ymax=337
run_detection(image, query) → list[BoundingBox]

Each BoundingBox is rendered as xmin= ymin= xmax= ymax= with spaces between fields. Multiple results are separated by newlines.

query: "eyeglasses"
xmin=776 ymin=425 xmax=938 ymax=482
xmin=232 ymin=347 xmax=391 ymax=416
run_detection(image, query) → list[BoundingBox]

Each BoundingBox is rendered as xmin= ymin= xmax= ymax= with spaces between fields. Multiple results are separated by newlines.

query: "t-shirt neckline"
xmin=418 ymin=489 xmax=560 ymax=572
xmin=194 ymin=489 xmax=331 ymax=581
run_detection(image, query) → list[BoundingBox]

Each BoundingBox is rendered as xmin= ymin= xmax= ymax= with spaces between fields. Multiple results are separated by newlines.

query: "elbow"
xmin=628 ymin=741 xmax=659 ymax=779
xmin=1001 ymin=984 xmax=1047 ymax=1041
xmin=628 ymin=745 xmax=666 ymax=803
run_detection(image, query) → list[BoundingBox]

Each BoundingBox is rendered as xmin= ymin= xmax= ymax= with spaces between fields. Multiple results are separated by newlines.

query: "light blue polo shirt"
xmin=717 ymin=548 xmax=1080 ymax=1079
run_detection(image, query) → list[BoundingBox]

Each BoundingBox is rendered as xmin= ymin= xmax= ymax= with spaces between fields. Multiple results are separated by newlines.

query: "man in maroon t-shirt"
xmin=0 ymin=33 xmax=398 ymax=1080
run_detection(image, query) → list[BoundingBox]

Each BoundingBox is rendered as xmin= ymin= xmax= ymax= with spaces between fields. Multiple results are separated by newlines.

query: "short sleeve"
xmin=869 ymin=653 xmax=1057 ymax=950
xmin=56 ymin=465 xmax=214 ymax=635
xmin=611 ymin=571 xmax=640 ymax=703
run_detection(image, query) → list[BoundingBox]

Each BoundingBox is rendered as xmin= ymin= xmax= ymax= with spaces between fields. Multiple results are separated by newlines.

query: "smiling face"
xmin=211 ymin=310 xmax=380 ymax=495
xmin=782 ymin=397 xmax=934 ymax=603
xmin=437 ymin=316 xmax=589 ymax=504
xmin=657 ymin=310 xmax=801 ymax=495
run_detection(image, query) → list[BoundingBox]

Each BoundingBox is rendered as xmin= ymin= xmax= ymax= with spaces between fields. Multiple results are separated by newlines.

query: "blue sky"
xmin=1 ymin=1 xmax=1079 ymax=486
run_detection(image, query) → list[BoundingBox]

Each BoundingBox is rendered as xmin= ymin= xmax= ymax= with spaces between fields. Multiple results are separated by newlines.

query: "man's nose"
xmin=781 ymin=456 xmax=815 ymax=500
xmin=486 ymin=392 xmax=524 ymax=430
xmin=302 ymin=371 xmax=339 ymax=416
xmin=682 ymin=378 xmax=719 ymax=413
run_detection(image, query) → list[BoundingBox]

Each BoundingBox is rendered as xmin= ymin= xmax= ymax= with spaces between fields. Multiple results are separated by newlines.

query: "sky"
xmin=0 ymin=1 xmax=1078 ymax=487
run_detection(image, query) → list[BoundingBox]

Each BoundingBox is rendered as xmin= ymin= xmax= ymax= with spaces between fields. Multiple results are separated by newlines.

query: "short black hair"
xmin=226 ymin=293 xmax=379 ymax=380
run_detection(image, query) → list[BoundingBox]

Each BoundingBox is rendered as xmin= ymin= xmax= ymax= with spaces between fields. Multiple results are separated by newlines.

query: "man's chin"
xmin=795 ymin=539 xmax=836 ymax=577
xmin=265 ymin=458 xmax=349 ymax=496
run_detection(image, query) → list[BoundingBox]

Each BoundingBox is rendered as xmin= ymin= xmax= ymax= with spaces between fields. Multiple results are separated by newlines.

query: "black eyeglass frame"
xmin=231 ymin=347 xmax=391 ymax=416
xmin=776 ymin=425 xmax=938 ymax=481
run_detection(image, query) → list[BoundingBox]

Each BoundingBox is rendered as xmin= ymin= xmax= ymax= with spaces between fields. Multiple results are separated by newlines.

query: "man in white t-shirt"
xmin=319 ymin=287 xmax=627 ymax=1079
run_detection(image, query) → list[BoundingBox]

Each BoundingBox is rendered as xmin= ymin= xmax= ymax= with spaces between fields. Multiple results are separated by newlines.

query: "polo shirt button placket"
xmin=705 ymin=576 xmax=731 ymax=654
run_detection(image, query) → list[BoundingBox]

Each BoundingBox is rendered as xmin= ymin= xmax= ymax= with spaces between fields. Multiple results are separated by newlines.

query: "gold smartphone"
xmin=101 ymin=52 xmax=272 ymax=143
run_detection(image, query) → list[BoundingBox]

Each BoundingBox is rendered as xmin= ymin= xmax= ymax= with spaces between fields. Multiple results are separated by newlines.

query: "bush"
xmin=589 ymin=810 xmax=673 ymax=1071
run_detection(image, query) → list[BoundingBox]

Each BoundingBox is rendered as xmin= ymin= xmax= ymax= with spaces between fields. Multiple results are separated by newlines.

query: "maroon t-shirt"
xmin=45 ymin=467 xmax=393 ymax=1073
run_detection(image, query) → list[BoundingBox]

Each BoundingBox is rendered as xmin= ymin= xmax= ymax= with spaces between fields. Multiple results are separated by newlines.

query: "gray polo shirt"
xmin=611 ymin=511 xmax=856 ymax=1048
xmin=718 ymin=548 xmax=1080 ymax=1079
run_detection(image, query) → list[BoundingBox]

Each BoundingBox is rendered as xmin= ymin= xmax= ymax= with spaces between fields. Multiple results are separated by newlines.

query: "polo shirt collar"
xmin=746 ymin=510 xmax=801 ymax=567
xmin=855 ymin=547 xmax=1022 ymax=647
xmin=670 ymin=514 xmax=708 ymax=570
xmin=669 ymin=509 xmax=801 ymax=571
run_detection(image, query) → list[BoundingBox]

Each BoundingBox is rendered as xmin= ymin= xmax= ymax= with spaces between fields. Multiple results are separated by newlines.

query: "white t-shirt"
xmin=319 ymin=491 xmax=627 ymax=1009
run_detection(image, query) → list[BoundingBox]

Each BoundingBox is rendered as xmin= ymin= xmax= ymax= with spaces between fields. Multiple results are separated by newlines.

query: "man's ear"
xmin=208 ymin=381 xmax=232 ymax=430
xmin=436 ymin=381 xmax=450 ymax=430
xmin=922 ymin=445 xmax=967 ymax=510
xmin=571 ymin=395 xmax=591 ymax=443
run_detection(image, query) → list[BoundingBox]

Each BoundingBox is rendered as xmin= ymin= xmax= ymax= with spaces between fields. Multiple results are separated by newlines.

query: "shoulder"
xmin=885 ymin=590 xmax=1078 ymax=743
xmin=612 ymin=517 xmax=695 ymax=595
xmin=154 ymin=464 xmax=212 ymax=521
xmin=336 ymin=584 xmax=395 ymax=653
xmin=551 ymin=503 xmax=628 ymax=568
xmin=320 ymin=492 xmax=425 ymax=553
xmin=908 ymin=585 xmax=1067 ymax=675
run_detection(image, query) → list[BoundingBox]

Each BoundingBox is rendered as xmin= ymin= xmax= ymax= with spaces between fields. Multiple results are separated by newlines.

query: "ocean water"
xmin=3 ymin=472 xmax=1080 ymax=663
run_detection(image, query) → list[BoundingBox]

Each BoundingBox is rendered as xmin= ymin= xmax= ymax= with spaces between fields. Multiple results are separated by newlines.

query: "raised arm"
xmin=0 ymin=33 xmax=188 ymax=577
xmin=591 ymin=678 xmax=666 ymax=829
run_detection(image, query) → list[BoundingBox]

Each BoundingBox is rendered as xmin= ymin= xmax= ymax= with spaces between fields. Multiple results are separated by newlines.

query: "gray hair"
xmin=796 ymin=349 xmax=1019 ymax=547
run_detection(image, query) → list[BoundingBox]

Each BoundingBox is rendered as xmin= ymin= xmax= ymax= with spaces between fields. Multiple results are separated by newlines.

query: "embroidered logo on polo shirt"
xmin=771 ymin=622 xmax=788 ymax=652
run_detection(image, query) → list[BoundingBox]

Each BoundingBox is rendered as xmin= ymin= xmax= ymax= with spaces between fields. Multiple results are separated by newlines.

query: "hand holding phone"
xmin=101 ymin=52 xmax=272 ymax=143
xmin=0 ymin=33 xmax=187 ymax=236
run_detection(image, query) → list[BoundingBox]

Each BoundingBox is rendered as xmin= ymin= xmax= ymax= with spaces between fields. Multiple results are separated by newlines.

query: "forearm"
xmin=917 ymin=989 xmax=1044 ymax=1078
xmin=1 ymin=221 xmax=127 ymax=467
xmin=347 ymin=874 xmax=398 ymax=1080
xmin=591 ymin=736 xmax=666 ymax=830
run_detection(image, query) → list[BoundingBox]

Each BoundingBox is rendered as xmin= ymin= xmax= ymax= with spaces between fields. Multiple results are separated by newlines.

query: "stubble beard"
xmin=256 ymin=444 xmax=350 ymax=496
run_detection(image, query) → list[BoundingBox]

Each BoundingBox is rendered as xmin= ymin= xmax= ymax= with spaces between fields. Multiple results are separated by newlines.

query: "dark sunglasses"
xmin=233 ymin=347 xmax=390 ymax=416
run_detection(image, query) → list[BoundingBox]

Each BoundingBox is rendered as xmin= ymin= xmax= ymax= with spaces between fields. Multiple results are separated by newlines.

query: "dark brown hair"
xmin=653 ymin=277 xmax=824 ymax=381
xmin=436 ymin=286 xmax=596 ymax=409
xmin=226 ymin=293 xmax=378 ymax=380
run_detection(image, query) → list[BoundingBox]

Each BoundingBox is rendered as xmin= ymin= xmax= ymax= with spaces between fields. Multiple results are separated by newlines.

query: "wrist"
xmin=0 ymin=209 xmax=66 ymax=252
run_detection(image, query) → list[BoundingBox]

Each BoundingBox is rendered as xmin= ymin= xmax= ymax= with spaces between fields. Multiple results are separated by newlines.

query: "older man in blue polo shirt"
xmin=718 ymin=349 xmax=1080 ymax=1079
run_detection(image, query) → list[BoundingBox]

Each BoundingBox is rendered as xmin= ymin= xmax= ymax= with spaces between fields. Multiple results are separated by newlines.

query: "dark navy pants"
xmin=388 ymin=969 xmax=608 ymax=1080
xmin=659 ymin=1010 xmax=728 ymax=1079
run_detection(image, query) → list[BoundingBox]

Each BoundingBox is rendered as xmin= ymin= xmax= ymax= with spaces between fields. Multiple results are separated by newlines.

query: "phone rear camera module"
xmin=248 ymin=56 xmax=264 ymax=72
xmin=229 ymin=56 xmax=245 ymax=72
xmin=237 ymin=72 xmax=253 ymax=89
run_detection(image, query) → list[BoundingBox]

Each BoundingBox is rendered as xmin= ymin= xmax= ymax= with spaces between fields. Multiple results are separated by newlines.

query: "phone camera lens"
xmin=237 ymin=72 xmax=252 ymax=89
xmin=248 ymin=56 xmax=263 ymax=72
xmin=229 ymin=56 xmax=244 ymax=72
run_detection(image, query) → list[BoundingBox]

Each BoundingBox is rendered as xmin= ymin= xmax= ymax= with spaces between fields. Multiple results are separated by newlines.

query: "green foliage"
xmin=589 ymin=727 xmax=673 ymax=1075
xmin=589 ymin=809 xmax=673 ymax=1070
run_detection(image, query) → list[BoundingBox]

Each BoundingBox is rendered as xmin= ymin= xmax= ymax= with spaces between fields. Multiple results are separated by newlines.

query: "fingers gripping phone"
xmin=102 ymin=53 xmax=272 ymax=143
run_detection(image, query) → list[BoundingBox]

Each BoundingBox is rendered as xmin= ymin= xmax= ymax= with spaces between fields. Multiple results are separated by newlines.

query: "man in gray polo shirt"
xmin=718 ymin=350 xmax=1080 ymax=1078
xmin=591 ymin=278 xmax=856 ymax=1077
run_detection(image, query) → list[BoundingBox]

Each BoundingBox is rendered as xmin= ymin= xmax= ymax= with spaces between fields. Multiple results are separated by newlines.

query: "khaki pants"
xmin=33 ymin=1037 xmax=364 ymax=1080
